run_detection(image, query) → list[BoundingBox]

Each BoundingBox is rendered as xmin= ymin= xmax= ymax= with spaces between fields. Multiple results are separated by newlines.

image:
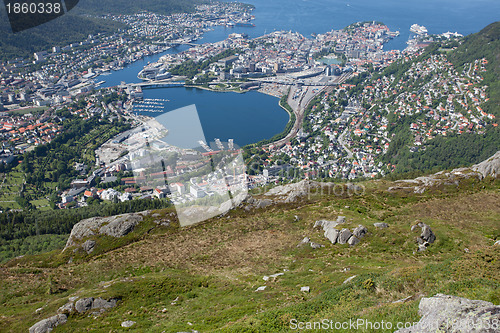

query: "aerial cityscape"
xmin=0 ymin=0 xmax=499 ymax=332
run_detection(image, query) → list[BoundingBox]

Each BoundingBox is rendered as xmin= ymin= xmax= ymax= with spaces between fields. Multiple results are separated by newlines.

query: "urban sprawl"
xmin=1 ymin=2 xmax=493 ymax=210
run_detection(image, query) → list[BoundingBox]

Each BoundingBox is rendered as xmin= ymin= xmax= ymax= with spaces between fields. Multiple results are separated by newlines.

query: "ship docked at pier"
xmin=410 ymin=24 xmax=428 ymax=35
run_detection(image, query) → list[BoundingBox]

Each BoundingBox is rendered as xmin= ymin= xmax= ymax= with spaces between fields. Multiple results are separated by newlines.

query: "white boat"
xmin=410 ymin=24 xmax=428 ymax=35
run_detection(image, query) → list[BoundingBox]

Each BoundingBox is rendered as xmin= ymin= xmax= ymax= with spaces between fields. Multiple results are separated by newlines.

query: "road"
xmin=338 ymin=126 xmax=354 ymax=159
xmin=265 ymin=85 xmax=329 ymax=148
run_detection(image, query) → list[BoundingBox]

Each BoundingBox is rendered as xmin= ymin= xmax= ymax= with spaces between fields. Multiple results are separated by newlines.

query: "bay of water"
xmin=138 ymin=87 xmax=289 ymax=147
xmin=220 ymin=0 xmax=500 ymax=50
xmin=98 ymin=0 xmax=499 ymax=145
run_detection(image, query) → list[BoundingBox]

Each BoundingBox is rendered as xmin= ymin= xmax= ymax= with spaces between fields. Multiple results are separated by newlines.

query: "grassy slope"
xmin=0 ymin=176 xmax=499 ymax=332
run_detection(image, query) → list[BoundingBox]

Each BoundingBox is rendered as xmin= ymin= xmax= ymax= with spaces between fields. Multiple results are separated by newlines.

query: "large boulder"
xmin=395 ymin=294 xmax=500 ymax=332
xmin=314 ymin=219 xmax=340 ymax=231
xmin=29 ymin=314 xmax=67 ymax=333
xmin=74 ymin=297 xmax=94 ymax=313
xmin=91 ymin=297 xmax=118 ymax=310
xmin=64 ymin=212 xmax=146 ymax=251
xmin=353 ymin=225 xmax=368 ymax=239
xmin=59 ymin=296 xmax=118 ymax=315
xmin=347 ymin=235 xmax=360 ymax=246
xmin=471 ymin=151 xmax=500 ymax=179
xmin=264 ymin=180 xmax=322 ymax=203
xmin=324 ymin=228 xmax=340 ymax=244
xmin=337 ymin=229 xmax=353 ymax=244
xmin=420 ymin=223 xmax=436 ymax=244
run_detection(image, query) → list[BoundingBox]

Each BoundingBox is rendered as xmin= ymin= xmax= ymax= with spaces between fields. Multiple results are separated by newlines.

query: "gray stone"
xmin=314 ymin=219 xmax=343 ymax=231
xmin=121 ymin=320 xmax=136 ymax=328
xmin=420 ymin=224 xmax=436 ymax=243
xmin=29 ymin=314 xmax=67 ymax=333
xmin=347 ymin=235 xmax=360 ymax=246
xmin=373 ymin=222 xmax=388 ymax=228
xmin=64 ymin=212 xmax=145 ymax=251
xmin=337 ymin=229 xmax=353 ymax=244
xmin=313 ymin=220 xmax=326 ymax=229
xmin=264 ymin=180 xmax=322 ymax=203
xmin=74 ymin=297 xmax=93 ymax=313
xmin=82 ymin=240 xmax=96 ymax=254
xmin=297 ymin=237 xmax=310 ymax=247
xmin=91 ymin=297 xmax=118 ymax=310
xmin=471 ymin=151 xmax=500 ymax=179
xmin=310 ymin=242 xmax=324 ymax=249
xmin=394 ymin=294 xmax=500 ymax=333
xmin=99 ymin=214 xmax=142 ymax=237
xmin=255 ymin=199 xmax=273 ymax=209
xmin=57 ymin=301 xmax=74 ymax=314
xmin=324 ymin=228 xmax=340 ymax=244
xmin=352 ymin=225 xmax=368 ymax=239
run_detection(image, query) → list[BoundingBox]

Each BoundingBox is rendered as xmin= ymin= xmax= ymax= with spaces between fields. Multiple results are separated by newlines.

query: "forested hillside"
xmin=0 ymin=14 xmax=125 ymax=61
xmin=73 ymin=0 xmax=203 ymax=15
xmin=0 ymin=0 xmax=203 ymax=60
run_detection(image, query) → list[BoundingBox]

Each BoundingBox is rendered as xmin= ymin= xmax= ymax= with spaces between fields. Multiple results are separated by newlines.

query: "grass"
xmin=0 ymin=178 xmax=499 ymax=332
xmin=0 ymin=170 xmax=25 ymax=210
xmin=5 ymin=107 xmax=48 ymax=115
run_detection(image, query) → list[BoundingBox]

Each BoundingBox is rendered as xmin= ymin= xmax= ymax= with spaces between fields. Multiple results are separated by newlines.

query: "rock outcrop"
xmin=337 ymin=228 xmax=353 ymax=244
xmin=388 ymin=151 xmax=500 ymax=194
xmin=395 ymin=294 xmax=500 ymax=333
xmin=353 ymin=225 xmax=368 ymax=239
xmin=411 ymin=222 xmax=436 ymax=252
xmin=244 ymin=197 xmax=273 ymax=210
xmin=58 ymin=297 xmax=119 ymax=315
xmin=63 ymin=212 xmax=147 ymax=252
xmin=264 ymin=180 xmax=322 ymax=203
xmin=30 ymin=296 xmax=118 ymax=333
xmin=314 ymin=217 xmax=367 ymax=247
xmin=29 ymin=314 xmax=67 ymax=333
xmin=471 ymin=151 xmax=500 ymax=179
xmin=297 ymin=236 xmax=324 ymax=249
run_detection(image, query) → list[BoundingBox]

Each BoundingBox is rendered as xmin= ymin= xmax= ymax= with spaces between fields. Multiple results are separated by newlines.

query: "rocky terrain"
xmin=0 ymin=152 xmax=499 ymax=332
xmin=389 ymin=151 xmax=500 ymax=194
xmin=395 ymin=294 xmax=500 ymax=333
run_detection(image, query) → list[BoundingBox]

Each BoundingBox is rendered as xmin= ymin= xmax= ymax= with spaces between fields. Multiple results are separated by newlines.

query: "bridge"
xmin=152 ymin=40 xmax=198 ymax=47
xmin=130 ymin=81 xmax=186 ymax=89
